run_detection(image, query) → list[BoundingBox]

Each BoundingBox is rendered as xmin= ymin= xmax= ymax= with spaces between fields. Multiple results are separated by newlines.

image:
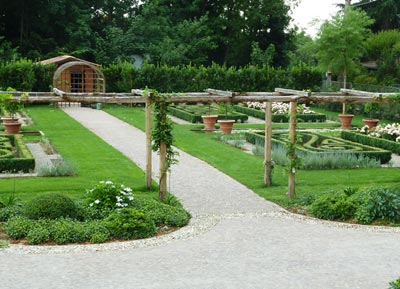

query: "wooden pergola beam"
xmin=3 ymin=87 xmax=398 ymax=199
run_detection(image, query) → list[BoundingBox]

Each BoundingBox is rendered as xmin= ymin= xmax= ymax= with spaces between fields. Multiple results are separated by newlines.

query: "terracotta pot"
xmin=339 ymin=114 xmax=354 ymax=130
xmin=218 ymin=119 xmax=235 ymax=134
xmin=362 ymin=118 xmax=379 ymax=129
xmin=1 ymin=117 xmax=18 ymax=124
xmin=4 ymin=121 xmax=21 ymax=134
xmin=201 ymin=115 xmax=218 ymax=131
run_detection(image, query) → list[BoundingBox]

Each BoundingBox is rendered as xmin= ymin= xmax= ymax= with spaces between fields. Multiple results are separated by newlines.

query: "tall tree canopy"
xmin=316 ymin=7 xmax=374 ymax=88
xmin=355 ymin=0 xmax=400 ymax=32
xmin=0 ymin=0 xmax=295 ymax=66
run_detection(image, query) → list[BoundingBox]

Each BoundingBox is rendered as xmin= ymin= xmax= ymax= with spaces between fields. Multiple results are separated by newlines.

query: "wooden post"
xmin=264 ymin=101 xmax=272 ymax=186
xmin=145 ymin=98 xmax=152 ymax=189
xmin=159 ymin=143 xmax=167 ymax=200
xmin=288 ymin=100 xmax=297 ymax=199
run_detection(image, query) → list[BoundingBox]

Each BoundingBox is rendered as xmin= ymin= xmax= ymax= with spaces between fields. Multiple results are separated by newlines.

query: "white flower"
xmin=105 ymin=180 xmax=113 ymax=184
xmin=89 ymin=203 xmax=94 ymax=207
xmin=94 ymin=199 xmax=100 ymax=204
xmin=128 ymin=196 xmax=134 ymax=201
xmin=116 ymin=196 xmax=122 ymax=202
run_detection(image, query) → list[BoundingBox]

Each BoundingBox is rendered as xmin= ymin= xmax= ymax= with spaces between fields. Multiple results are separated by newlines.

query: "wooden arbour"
xmin=2 ymin=88 xmax=397 ymax=199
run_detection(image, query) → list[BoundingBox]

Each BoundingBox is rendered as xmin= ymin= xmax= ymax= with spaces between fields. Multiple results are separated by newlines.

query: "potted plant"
xmin=201 ymin=102 xmax=218 ymax=131
xmin=339 ymin=102 xmax=354 ymax=130
xmin=217 ymin=102 xmax=235 ymax=134
xmin=362 ymin=102 xmax=379 ymax=129
xmin=0 ymin=88 xmax=25 ymax=134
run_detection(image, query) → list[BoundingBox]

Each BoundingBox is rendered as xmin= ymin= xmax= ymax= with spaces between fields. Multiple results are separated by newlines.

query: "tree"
xmin=135 ymin=0 xmax=294 ymax=67
xmin=316 ymin=8 xmax=374 ymax=90
xmin=355 ymin=0 xmax=400 ymax=32
xmin=365 ymin=29 xmax=400 ymax=84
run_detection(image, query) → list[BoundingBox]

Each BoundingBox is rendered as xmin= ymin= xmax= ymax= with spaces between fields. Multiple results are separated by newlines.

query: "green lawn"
xmin=105 ymin=104 xmax=400 ymax=207
xmin=0 ymin=105 xmax=158 ymax=202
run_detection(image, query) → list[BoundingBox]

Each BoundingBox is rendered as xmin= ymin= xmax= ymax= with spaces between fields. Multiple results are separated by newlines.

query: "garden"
xmin=0 ymin=87 xmax=400 ymax=247
xmin=0 ymin=104 xmax=191 ymax=246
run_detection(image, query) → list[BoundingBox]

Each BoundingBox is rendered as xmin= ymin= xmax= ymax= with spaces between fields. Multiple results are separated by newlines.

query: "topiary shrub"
xmin=104 ymin=208 xmax=156 ymax=240
xmin=309 ymin=192 xmax=357 ymax=221
xmin=24 ymin=193 xmax=78 ymax=220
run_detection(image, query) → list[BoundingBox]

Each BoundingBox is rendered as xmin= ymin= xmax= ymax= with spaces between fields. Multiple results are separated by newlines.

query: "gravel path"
xmin=1 ymin=107 xmax=400 ymax=289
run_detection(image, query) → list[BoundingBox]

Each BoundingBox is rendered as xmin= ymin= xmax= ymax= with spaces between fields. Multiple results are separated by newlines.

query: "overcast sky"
xmin=290 ymin=0 xmax=342 ymax=38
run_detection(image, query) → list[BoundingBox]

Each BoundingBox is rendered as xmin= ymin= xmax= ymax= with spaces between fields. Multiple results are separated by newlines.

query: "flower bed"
xmin=246 ymin=130 xmax=392 ymax=164
xmin=234 ymin=102 xmax=326 ymax=122
xmin=341 ymin=123 xmax=400 ymax=154
xmin=0 ymin=134 xmax=35 ymax=173
xmin=1 ymin=180 xmax=191 ymax=245
xmin=169 ymin=104 xmax=248 ymax=123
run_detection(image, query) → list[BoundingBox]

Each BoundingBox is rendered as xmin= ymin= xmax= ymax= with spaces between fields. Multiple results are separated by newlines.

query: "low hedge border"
xmin=233 ymin=104 xmax=327 ymax=123
xmin=168 ymin=106 xmax=248 ymax=123
xmin=245 ymin=131 xmax=392 ymax=164
xmin=0 ymin=134 xmax=35 ymax=173
xmin=341 ymin=130 xmax=400 ymax=155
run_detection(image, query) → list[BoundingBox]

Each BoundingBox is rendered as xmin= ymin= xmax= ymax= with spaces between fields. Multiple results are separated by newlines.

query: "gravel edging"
xmin=2 ymin=210 xmax=400 ymax=255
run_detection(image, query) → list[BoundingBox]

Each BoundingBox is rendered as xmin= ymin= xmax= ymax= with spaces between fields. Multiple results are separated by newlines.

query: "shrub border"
xmin=0 ymin=134 xmax=35 ymax=173
xmin=341 ymin=130 xmax=400 ymax=154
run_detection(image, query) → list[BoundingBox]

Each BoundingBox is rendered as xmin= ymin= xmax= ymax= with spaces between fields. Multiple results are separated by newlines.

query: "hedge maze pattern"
xmin=246 ymin=131 xmax=392 ymax=164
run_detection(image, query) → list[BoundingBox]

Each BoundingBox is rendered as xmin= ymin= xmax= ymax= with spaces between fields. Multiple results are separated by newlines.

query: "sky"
xmin=290 ymin=0 xmax=342 ymax=38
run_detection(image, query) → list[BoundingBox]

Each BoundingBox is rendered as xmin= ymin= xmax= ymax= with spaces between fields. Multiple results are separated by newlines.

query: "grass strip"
xmin=0 ymin=105 xmax=157 ymax=202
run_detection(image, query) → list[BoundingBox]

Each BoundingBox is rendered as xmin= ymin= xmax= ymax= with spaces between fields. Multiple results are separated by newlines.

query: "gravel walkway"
xmin=1 ymin=107 xmax=400 ymax=289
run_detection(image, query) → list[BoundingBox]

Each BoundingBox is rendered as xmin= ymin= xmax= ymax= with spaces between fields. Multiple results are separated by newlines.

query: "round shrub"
xmin=105 ymin=208 xmax=156 ymax=240
xmin=24 ymin=193 xmax=78 ymax=220
xmin=309 ymin=192 xmax=356 ymax=221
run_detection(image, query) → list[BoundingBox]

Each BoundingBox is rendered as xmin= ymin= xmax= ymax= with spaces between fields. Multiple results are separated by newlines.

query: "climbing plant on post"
xmin=287 ymin=100 xmax=300 ymax=199
xmin=145 ymin=89 xmax=179 ymax=201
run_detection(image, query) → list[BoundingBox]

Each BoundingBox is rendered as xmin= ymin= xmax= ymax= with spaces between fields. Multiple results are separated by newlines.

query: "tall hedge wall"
xmin=0 ymin=59 xmax=323 ymax=93
xmin=0 ymin=59 xmax=55 ymax=91
xmin=102 ymin=62 xmax=323 ymax=93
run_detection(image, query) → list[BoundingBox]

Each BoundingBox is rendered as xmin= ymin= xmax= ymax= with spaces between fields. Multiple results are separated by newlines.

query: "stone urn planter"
xmin=201 ymin=115 xmax=218 ymax=131
xmin=218 ymin=119 xmax=235 ymax=134
xmin=362 ymin=118 xmax=379 ymax=129
xmin=339 ymin=114 xmax=354 ymax=130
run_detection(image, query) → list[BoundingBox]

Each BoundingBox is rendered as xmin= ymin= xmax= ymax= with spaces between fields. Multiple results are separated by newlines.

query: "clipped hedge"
xmin=246 ymin=131 xmax=392 ymax=164
xmin=233 ymin=104 xmax=327 ymax=122
xmin=102 ymin=62 xmax=322 ymax=93
xmin=0 ymin=134 xmax=35 ymax=173
xmin=341 ymin=130 xmax=400 ymax=154
xmin=168 ymin=106 xmax=248 ymax=123
xmin=0 ymin=59 xmax=55 ymax=91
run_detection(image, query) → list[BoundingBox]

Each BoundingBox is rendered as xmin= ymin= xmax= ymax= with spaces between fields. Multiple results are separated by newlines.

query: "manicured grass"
xmin=0 ymin=105 xmax=157 ymax=202
xmin=105 ymin=104 xmax=400 ymax=207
